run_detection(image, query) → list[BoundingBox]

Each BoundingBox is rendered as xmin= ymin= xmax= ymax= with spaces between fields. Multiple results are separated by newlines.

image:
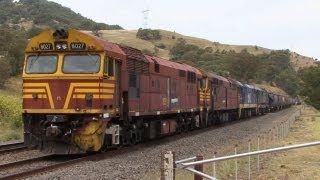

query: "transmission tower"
xmin=142 ymin=9 xmax=150 ymax=29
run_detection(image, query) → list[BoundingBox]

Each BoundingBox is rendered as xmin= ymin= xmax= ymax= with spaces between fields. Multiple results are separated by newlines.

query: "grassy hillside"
xmin=0 ymin=0 xmax=122 ymax=30
xmin=97 ymin=29 xmax=316 ymax=71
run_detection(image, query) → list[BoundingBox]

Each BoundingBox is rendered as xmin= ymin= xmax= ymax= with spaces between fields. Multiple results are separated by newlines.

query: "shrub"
xmin=0 ymin=94 xmax=22 ymax=129
xmin=204 ymin=47 xmax=213 ymax=53
xmin=136 ymin=28 xmax=161 ymax=40
xmin=155 ymin=43 xmax=166 ymax=49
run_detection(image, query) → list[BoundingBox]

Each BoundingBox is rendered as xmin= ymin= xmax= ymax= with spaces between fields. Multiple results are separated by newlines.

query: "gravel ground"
xmin=28 ymin=106 xmax=299 ymax=180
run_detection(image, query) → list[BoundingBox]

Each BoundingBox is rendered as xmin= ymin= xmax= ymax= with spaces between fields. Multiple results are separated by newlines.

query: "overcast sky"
xmin=49 ymin=0 xmax=319 ymax=60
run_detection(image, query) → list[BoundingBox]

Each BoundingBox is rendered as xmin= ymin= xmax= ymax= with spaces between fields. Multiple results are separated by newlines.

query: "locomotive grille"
xmin=127 ymin=59 xmax=149 ymax=74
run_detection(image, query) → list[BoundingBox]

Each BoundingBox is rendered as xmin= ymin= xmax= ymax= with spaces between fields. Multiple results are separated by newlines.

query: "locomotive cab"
xmin=23 ymin=29 xmax=124 ymax=154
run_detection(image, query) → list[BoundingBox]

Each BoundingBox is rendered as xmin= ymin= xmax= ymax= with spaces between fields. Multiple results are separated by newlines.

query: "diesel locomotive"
xmin=22 ymin=29 xmax=294 ymax=154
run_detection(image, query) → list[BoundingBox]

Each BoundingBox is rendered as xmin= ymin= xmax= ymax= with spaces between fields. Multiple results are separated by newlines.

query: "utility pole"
xmin=142 ymin=9 xmax=150 ymax=29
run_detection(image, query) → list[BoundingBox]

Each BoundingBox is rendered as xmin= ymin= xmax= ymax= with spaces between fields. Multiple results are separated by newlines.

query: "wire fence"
xmin=160 ymin=107 xmax=316 ymax=180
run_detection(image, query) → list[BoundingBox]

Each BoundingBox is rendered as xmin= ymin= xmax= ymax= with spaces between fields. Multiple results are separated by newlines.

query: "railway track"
xmin=0 ymin=142 xmax=27 ymax=155
xmin=0 ymin=154 xmax=94 ymax=180
xmin=0 ymin=108 xmax=300 ymax=180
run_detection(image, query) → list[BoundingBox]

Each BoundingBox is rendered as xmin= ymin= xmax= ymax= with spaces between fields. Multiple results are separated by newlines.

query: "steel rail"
xmin=0 ymin=142 xmax=27 ymax=154
xmin=0 ymin=154 xmax=95 ymax=180
xmin=0 ymin=142 xmax=24 ymax=149
xmin=0 ymin=155 xmax=53 ymax=170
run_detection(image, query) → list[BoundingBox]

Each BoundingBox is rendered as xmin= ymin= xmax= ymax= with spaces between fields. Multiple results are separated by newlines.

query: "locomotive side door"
xmin=170 ymin=79 xmax=178 ymax=110
xmin=103 ymin=57 xmax=121 ymax=117
xmin=115 ymin=60 xmax=121 ymax=114
xmin=167 ymin=78 xmax=170 ymax=110
xmin=225 ymin=87 xmax=228 ymax=109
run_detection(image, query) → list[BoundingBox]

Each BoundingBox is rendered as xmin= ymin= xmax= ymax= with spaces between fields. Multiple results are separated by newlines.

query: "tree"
xmin=26 ymin=25 xmax=43 ymax=39
xmin=170 ymin=38 xmax=199 ymax=60
xmin=275 ymin=68 xmax=299 ymax=96
xmin=226 ymin=50 xmax=259 ymax=82
xmin=300 ymin=66 xmax=320 ymax=109
xmin=0 ymin=25 xmax=27 ymax=75
xmin=169 ymin=39 xmax=301 ymax=96
xmin=0 ymin=58 xmax=11 ymax=88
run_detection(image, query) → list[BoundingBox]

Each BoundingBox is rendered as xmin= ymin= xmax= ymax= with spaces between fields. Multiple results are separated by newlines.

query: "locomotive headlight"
xmin=103 ymin=113 xmax=109 ymax=118
xmin=62 ymin=44 xmax=67 ymax=50
xmin=56 ymin=44 xmax=62 ymax=50
xmin=55 ymin=42 xmax=68 ymax=50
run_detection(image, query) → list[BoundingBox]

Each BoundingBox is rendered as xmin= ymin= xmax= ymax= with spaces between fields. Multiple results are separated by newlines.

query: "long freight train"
xmin=22 ymin=29 xmax=295 ymax=154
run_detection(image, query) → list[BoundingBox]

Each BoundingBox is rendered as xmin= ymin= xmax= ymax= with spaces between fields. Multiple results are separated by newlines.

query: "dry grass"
xmin=257 ymin=106 xmax=320 ymax=179
xmin=290 ymin=52 xmax=317 ymax=71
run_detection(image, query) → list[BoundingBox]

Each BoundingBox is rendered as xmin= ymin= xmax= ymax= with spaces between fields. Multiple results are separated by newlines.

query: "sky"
xmin=49 ymin=0 xmax=320 ymax=60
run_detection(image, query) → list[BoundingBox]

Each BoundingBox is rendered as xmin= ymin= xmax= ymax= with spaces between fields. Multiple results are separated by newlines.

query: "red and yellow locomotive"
xmin=23 ymin=29 xmax=125 ymax=153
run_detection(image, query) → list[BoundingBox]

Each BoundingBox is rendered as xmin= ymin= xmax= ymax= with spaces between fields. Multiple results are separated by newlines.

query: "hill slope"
xmin=0 ymin=0 xmax=122 ymax=30
xmin=97 ymin=29 xmax=316 ymax=71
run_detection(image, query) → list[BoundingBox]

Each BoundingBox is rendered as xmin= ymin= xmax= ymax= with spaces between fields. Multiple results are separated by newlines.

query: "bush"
xmin=155 ymin=43 xmax=166 ymax=49
xmin=0 ymin=94 xmax=22 ymax=129
xmin=136 ymin=28 xmax=161 ymax=40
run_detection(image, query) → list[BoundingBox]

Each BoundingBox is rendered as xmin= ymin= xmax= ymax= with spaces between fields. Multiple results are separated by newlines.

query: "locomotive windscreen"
xmin=26 ymin=55 xmax=58 ymax=74
xmin=63 ymin=55 xmax=101 ymax=74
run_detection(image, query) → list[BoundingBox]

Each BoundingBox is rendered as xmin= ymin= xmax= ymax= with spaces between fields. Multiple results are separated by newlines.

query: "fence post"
xmin=257 ymin=136 xmax=260 ymax=172
xmin=161 ymin=151 xmax=175 ymax=180
xmin=213 ymin=152 xmax=217 ymax=178
xmin=248 ymin=139 xmax=251 ymax=180
xmin=195 ymin=155 xmax=204 ymax=180
xmin=235 ymin=144 xmax=238 ymax=180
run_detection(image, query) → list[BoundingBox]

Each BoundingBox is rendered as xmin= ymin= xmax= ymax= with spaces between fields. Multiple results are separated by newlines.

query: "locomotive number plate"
xmin=70 ymin=42 xmax=86 ymax=50
xmin=39 ymin=43 xmax=53 ymax=50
